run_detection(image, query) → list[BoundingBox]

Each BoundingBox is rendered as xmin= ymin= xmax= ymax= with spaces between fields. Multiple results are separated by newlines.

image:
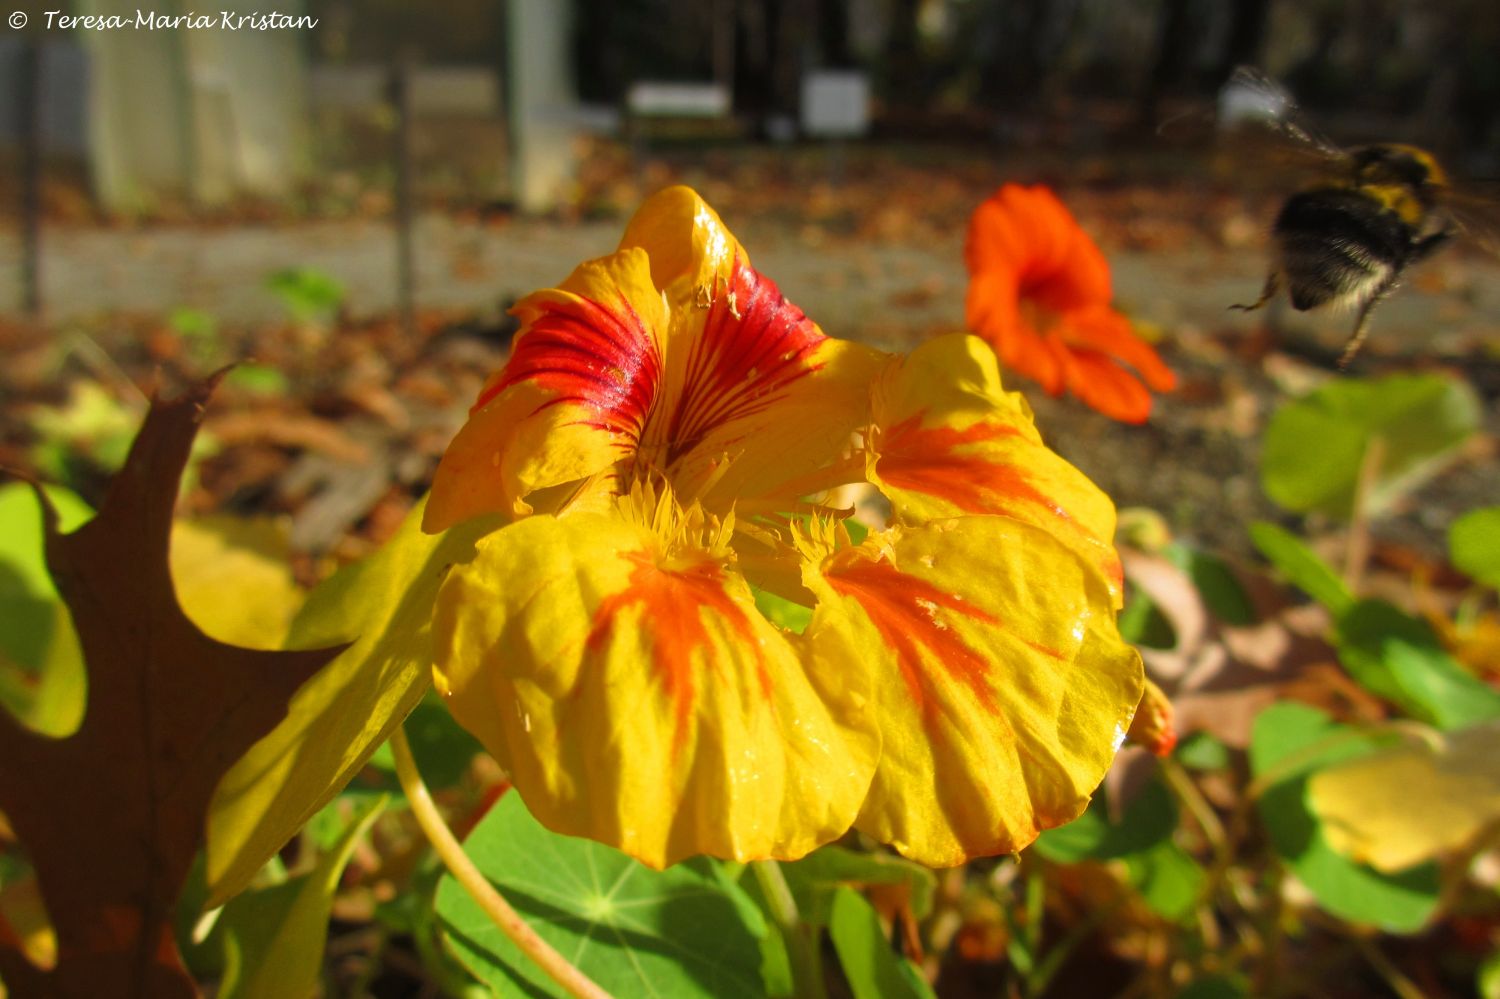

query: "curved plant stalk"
xmin=390 ymin=726 xmax=612 ymax=999
xmin=752 ymin=859 xmax=827 ymax=999
xmin=1343 ymin=434 xmax=1386 ymax=592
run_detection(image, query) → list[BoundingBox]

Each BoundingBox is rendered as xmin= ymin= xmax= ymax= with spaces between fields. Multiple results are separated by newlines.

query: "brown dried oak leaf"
xmin=0 ymin=376 xmax=343 ymax=998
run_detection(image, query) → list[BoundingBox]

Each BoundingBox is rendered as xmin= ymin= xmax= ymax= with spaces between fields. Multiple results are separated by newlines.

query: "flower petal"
xmin=964 ymin=184 xmax=1175 ymax=423
xmin=433 ymin=512 xmax=879 ymax=868
xmin=617 ymin=185 xmax=747 ymax=304
xmin=642 ymin=256 xmax=887 ymax=506
xmin=870 ymin=334 xmax=1123 ymax=598
xmin=805 ymin=518 xmax=1142 ymax=866
xmin=1053 ymin=341 xmax=1156 ymax=425
xmin=424 ymin=248 xmax=666 ymax=531
xmin=965 ymin=185 xmax=1112 ymax=317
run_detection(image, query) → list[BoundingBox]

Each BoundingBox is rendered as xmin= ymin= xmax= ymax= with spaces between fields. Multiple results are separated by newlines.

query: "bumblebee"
xmin=1224 ymin=68 xmax=1495 ymax=367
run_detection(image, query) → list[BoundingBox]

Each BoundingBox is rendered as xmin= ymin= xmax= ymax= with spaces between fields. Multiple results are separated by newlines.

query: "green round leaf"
xmin=1450 ymin=507 xmax=1500 ymax=590
xmin=1175 ymin=731 xmax=1230 ymax=772
xmin=1260 ymin=373 xmax=1479 ymax=520
xmin=436 ymin=792 xmax=768 ymax=998
xmin=1124 ymin=840 xmax=1204 ymax=921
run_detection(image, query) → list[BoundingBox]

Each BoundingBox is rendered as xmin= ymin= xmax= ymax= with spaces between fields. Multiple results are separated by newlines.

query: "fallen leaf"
xmin=0 ymin=377 xmax=343 ymax=997
xmin=1309 ymin=721 xmax=1500 ymax=873
xmin=205 ymin=410 xmax=369 ymax=464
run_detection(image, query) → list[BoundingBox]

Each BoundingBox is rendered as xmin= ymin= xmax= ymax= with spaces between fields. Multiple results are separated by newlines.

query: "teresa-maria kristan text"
xmin=40 ymin=10 xmax=318 ymax=31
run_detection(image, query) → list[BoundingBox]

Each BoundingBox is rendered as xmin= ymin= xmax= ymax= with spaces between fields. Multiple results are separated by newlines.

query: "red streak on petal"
xmin=587 ymin=551 xmax=766 ymax=756
xmin=479 ymin=292 xmax=660 ymax=449
xmin=827 ymin=558 xmax=1063 ymax=721
xmin=661 ymin=258 xmax=825 ymax=467
xmin=878 ymin=413 xmax=1124 ymax=590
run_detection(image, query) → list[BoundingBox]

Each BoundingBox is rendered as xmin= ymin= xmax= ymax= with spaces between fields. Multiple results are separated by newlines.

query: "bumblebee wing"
xmin=1443 ymin=185 xmax=1500 ymax=257
xmin=1220 ymin=66 xmax=1350 ymax=166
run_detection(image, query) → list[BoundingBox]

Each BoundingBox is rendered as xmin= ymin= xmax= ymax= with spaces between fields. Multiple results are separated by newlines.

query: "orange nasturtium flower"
xmin=424 ymin=186 xmax=1143 ymax=869
xmin=965 ymin=184 xmax=1176 ymax=424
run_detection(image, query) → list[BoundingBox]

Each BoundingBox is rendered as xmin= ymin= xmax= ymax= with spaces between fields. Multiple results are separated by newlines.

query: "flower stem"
xmin=389 ymin=726 xmax=612 ymax=999
xmin=753 ymin=859 xmax=827 ymax=999
xmin=1343 ymin=434 xmax=1385 ymax=593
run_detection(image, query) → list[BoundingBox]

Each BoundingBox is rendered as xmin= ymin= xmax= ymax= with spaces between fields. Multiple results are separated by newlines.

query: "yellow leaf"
xmin=171 ymin=516 xmax=304 ymax=649
xmin=204 ymin=500 xmax=496 ymax=907
xmin=1309 ymin=721 xmax=1500 ymax=872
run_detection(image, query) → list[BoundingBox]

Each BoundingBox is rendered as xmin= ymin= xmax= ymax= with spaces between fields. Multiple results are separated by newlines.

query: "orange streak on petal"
xmin=826 ymin=558 xmax=1064 ymax=723
xmin=877 ymin=413 xmax=1123 ymax=588
xmin=877 ymin=414 xmax=1029 ymax=515
xmin=586 ymin=551 xmax=765 ymax=756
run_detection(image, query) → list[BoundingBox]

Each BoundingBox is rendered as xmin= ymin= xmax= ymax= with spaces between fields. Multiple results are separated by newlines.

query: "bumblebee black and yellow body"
xmin=1237 ymin=142 xmax=1454 ymax=367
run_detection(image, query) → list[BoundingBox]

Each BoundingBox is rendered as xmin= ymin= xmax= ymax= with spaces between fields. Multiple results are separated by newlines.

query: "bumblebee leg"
xmin=1336 ymin=231 xmax=1450 ymax=369
xmin=1231 ymin=271 xmax=1279 ymax=312
xmin=1410 ymin=229 xmax=1453 ymax=263
xmin=1336 ymin=275 xmax=1401 ymax=369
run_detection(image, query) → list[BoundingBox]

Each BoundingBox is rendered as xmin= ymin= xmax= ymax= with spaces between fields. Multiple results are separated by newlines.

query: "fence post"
xmin=20 ymin=37 xmax=43 ymax=323
xmin=389 ymin=52 xmax=417 ymax=342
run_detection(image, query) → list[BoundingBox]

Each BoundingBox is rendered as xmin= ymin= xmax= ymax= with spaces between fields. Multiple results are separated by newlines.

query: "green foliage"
xmin=1166 ymin=543 xmax=1255 ymax=626
xmin=776 ymin=844 xmax=937 ymax=924
xmin=828 ymin=886 xmax=935 ymax=999
xmin=265 ymin=267 xmax=346 ymax=323
xmin=168 ymin=307 xmax=218 ymax=341
xmin=1124 ymin=840 xmax=1204 ymax=921
xmin=1034 ymin=777 xmax=1177 ymax=862
xmin=1335 ymin=599 xmax=1500 ymax=730
xmin=1176 ymin=974 xmax=1250 ymax=999
xmin=366 ymin=693 xmax=485 ymax=792
xmin=1249 ymin=703 xmax=1439 ymax=932
xmin=223 ymin=364 xmax=291 ymax=396
xmin=1450 ymin=507 xmax=1500 ymax=590
xmin=1259 ymin=373 xmax=1479 ymax=520
xmin=1248 ymin=521 xmax=1353 ymax=613
xmin=752 ymin=585 xmax=814 ymax=634
xmin=436 ymin=792 xmax=768 ymax=998
xmin=1174 ymin=731 xmax=1230 ymax=772
xmin=0 ymin=484 xmax=93 ymax=737
xmin=216 ymin=795 xmax=386 ymax=999
xmin=1117 ymin=587 xmax=1177 ymax=649
xmin=0 ymin=483 xmax=92 ymax=673
xmin=28 ymin=381 xmax=145 ymax=485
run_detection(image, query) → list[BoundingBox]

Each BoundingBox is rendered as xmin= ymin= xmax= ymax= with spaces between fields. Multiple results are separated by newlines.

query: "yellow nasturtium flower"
xmin=424 ymin=186 xmax=1143 ymax=869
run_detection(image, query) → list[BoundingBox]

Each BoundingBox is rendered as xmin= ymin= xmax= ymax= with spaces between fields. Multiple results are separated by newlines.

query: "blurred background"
xmin=1 ymin=0 xmax=1497 ymax=557
xmin=4 ymin=5 xmax=1500 ymax=998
